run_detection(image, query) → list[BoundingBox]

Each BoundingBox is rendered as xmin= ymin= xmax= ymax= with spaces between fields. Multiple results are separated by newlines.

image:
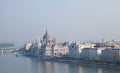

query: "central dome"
xmin=43 ymin=30 xmax=50 ymax=41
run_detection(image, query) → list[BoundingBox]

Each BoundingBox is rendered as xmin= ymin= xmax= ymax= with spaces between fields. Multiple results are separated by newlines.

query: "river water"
xmin=0 ymin=53 xmax=120 ymax=73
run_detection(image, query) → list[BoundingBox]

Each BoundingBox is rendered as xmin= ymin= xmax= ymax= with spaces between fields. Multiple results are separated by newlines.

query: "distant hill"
xmin=0 ymin=43 xmax=15 ymax=48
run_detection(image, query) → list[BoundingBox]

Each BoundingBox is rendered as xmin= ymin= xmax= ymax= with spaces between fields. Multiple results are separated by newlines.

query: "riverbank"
xmin=21 ymin=53 xmax=120 ymax=68
xmin=38 ymin=57 xmax=120 ymax=67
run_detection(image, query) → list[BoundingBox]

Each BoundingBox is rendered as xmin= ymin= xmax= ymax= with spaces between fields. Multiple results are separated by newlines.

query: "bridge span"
xmin=0 ymin=47 xmax=19 ymax=53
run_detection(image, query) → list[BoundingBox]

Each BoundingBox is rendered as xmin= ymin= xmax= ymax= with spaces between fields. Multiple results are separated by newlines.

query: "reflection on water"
xmin=0 ymin=53 xmax=120 ymax=73
xmin=97 ymin=68 xmax=102 ymax=73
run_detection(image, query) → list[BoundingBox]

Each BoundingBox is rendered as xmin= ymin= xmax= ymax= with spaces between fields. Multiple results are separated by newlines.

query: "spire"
xmin=43 ymin=29 xmax=50 ymax=41
xmin=46 ymin=29 xmax=48 ymax=34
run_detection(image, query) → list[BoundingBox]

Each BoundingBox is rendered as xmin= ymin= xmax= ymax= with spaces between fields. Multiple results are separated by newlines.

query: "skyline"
xmin=1 ymin=0 xmax=120 ymax=43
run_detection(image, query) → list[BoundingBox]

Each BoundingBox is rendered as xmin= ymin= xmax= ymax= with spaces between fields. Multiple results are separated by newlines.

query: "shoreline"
xmin=22 ymin=53 xmax=120 ymax=68
xmin=38 ymin=57 xmax=120 ymax=67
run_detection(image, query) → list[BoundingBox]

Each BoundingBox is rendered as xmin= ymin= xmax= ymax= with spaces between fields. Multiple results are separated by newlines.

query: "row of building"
xmin=21 ymin=30 xmax=120 ymax=63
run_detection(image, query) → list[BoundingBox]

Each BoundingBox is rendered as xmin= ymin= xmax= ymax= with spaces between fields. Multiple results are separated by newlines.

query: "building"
xmin=81 ymin=48 xmax=104 ymax=61
xmin=53 ymin=43 xmax=68 ymax=57
xmin=69 ymin=42 xmax=80 ymax=58
xmin=23 ymin=30 xmax=69 ymax=57
xmin=68 ymin=42 xmax=96 ymax=58
xmin=101 ymin=48 xmax=120 ymax=62
xmin=114 ymin=43 xmax=120 ymax=48
xmin=25 ymin=43 xmax=33 ymax=51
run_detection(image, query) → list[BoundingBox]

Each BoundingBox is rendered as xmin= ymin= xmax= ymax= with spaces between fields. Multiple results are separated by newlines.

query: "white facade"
xmin=81 ymin=48 xmax=104 ymax=61
xmin=69 ymin=42 xmax=96 ymax=58
xmin=25 ymin=43 xmax=33 ymax=50
xmin=44 ymin=45 xmax=53 ymax=57
xmin=53 ymin=44 xmax=68 ymax=57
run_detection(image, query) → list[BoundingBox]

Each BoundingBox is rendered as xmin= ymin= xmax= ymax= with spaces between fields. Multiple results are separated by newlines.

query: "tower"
xmin=43 ymin=30 xmax=50 ymax=41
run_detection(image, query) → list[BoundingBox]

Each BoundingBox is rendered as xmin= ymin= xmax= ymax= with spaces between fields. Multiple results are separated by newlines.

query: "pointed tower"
xmin=45 ymin=29 xmax=48 ymax=34
xmin=43 ymin=30 xmax=50 ymax=41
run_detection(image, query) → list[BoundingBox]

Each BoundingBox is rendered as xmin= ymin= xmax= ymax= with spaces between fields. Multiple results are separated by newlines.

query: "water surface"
xmin=0 ymin=53 xmax=120 ymax=73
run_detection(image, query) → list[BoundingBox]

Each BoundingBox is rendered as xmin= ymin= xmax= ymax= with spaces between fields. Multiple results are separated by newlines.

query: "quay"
xmin=22 ymin=53 xmax=120 ymax=68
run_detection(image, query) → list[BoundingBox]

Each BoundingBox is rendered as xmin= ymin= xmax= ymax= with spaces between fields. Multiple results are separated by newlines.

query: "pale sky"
xmin=0 ymin=0 xmax=120 ymax=44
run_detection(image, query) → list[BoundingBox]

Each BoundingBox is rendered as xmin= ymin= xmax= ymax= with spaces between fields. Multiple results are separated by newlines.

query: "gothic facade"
xmin=24 ymin=30 xmax=68 ymax=57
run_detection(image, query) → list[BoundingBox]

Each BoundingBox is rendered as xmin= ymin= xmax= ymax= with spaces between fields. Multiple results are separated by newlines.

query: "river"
xmin=0 ymin=53 xmax=120 ymax=73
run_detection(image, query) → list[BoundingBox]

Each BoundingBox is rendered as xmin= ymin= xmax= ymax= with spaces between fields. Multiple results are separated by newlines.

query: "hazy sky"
xmin=0 ymin=0 xmax=120 ymax=43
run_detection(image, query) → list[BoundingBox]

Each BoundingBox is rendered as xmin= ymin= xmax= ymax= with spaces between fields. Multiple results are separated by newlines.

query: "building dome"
xmin=43 ymin=30 xmax=50 ymax=41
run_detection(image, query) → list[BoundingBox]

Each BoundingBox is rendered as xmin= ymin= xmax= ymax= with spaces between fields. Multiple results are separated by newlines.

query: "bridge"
xmin=0 ymin=47 xmax=19 ymax=53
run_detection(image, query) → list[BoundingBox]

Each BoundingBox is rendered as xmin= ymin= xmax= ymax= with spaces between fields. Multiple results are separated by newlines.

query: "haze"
xmin=0 ymin=0 xmax=120 ymax=44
